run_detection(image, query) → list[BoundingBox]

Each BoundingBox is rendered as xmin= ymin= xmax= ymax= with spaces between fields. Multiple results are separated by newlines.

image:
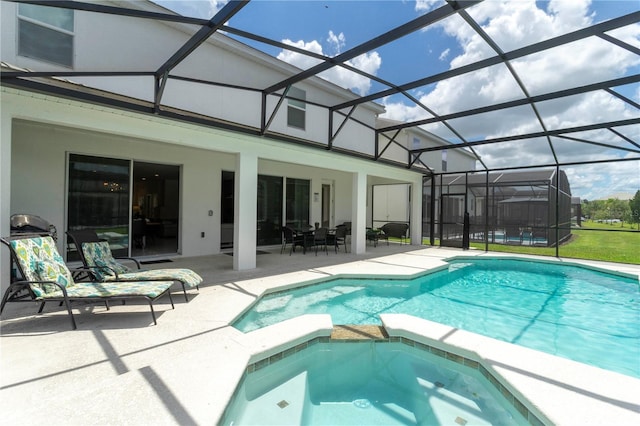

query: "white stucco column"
xmin=233 ymin=152 xmax=257 ymax=270
xmin=1 ymin=106 xmax=12 ymax=292
xmin=351 ymin=171 xmax=367 ymax=254
xmin=411 ymin=177 xmax=423 ymax=245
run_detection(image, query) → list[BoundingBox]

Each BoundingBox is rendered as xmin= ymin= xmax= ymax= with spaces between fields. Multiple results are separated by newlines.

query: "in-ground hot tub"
xmin=221 ymin=337 xmax=537 ymax=425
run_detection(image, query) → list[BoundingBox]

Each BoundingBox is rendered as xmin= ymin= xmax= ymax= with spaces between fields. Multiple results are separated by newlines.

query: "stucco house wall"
xmin=376 ymin=117 xmax=478 ymax=172
xmin=0 ymin=0 xmax=426 ymax=289
xmin=0 ymin=0 xmax=383 ymax=150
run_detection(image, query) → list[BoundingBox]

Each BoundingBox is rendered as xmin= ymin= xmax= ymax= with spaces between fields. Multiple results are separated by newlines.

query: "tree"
xmin=606 ymin=198 xmax=630 ymax=226
xmin=582 ymin=198 xmax=633 ymax=226
xmin=581 ymin=199 xmax=592 ymax=219
xmin=630 ymin=190 xmax=640 ymax=230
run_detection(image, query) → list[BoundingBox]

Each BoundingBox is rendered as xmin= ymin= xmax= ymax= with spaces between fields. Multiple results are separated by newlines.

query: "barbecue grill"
xmin=10 ymin=214 xmax=57 ymax=241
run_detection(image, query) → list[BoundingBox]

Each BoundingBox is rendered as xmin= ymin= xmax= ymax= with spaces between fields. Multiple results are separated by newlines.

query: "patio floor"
xmin=1 ymin=244 xmax=639 ymax=425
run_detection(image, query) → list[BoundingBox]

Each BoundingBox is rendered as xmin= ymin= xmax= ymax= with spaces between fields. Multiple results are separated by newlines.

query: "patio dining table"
xmin=293 ymin=227 xmax=337 ymax=254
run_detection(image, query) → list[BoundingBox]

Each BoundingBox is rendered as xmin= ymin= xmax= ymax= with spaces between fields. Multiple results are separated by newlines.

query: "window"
xmin=411 ymin=136 xmax=421 ymax=164
xmin=412 ymin=137 xmax=421 ymax=149
xmin=442 ymin=149 xmax=448 ymax=172
xmin=18 ymin=3 xmax=74 ymax=67
xmin=287 ymin=86 xmax=306 ymax=130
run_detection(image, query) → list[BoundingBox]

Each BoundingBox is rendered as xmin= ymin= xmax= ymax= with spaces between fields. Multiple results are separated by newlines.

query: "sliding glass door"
xmin=258 ymin=175 xmax=283 ymax=246
xmin=131 ymin=162 xmax=180 ymax=257
xmin=286 ymin=178 xmax=310 ymax=229
xmin=67 ymin=154 xmax=130 ymax=260
xmin=220 ymin=170 xmax=235 ymax=249
xmin=220 ymin=173 xmax=309 ymax=248
xmin=67 ymin=154 xmax=180 ymax=260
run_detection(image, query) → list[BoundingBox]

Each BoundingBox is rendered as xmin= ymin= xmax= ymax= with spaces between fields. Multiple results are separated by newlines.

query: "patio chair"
xmin=67 ymin=228 xmax=141 ymax=262
xmin=380 ymin=223 xmax=410 ymax=245
xmin=0 ymin=236 xmax=174 ymax=330
xmin=313 ymin=227 xmax=329 ymax=256
xmin=66 ymin=228 xmax=140 ymax=281
xmin=339 ymin=222 xmax=352 ymax=235
xmin=504 ymin=225 xmax=523 ymax=245
xmin=366 ymin=227 xmax=382 ymax=247
xmin=281 ymin=226 xmax=306 ymax=255
xmin=67 ymin=230 xmax=202 ymax=303
xmin=333 ymin=225 xmax=349 ymax=253
xmin=281 ymin=226 xmax=297 ymax=254
xmin=531 ymin=227 xmax=548 ymax=246
xmin=132 ymin=218 xmax=147 ymax=248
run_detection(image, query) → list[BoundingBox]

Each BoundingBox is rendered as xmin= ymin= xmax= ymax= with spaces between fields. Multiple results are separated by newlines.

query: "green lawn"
xmin=579 ymin=220 xmax=639 ymax=231
xmin=425 ymin=223 xmax=640 ymax=265
xmin=559 ymin=229 xmax=640 ymax=264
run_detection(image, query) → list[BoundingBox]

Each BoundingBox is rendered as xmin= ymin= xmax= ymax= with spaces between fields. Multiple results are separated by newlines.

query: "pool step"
xmin=331 ymin=325 xmax=388 ymax=340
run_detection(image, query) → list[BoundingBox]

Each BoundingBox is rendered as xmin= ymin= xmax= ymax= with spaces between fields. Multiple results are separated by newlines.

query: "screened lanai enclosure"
xmin=425 ymin=169 xmax=573 ymax=249
xmin=2 ymin=0 xmax=639 ymax=262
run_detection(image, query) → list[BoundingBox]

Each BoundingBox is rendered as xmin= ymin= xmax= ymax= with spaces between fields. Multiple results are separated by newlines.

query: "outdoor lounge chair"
xmin=379 ymin=223 xmax=410 ymax=245
xmin=67 ymin=230 xmax=202 ymax=303
xmin=0 ymin=236 xmax=175 ymax=330
xmin=65 ymin=228 xmax=139 ymax=281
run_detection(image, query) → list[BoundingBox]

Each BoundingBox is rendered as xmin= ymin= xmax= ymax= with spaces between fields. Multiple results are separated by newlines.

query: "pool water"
xmin=233 ymin=258 xmax=640 ymax=378
xmin=222 ymin=341 xmax=530 ymax=425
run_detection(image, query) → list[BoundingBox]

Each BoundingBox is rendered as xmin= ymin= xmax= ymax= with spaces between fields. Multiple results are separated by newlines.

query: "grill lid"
xmin=10 ymin=214 xmax=57 ymax=240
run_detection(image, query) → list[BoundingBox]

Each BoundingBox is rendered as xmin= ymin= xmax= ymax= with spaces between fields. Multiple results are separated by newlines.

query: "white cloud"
xmin=204 ymin=0 xmax=227 ymax=16
xmin=565 ymin=159 xmax=640 ymax=200
xmin=446 ymin=89 xmax=639 ymax=177
xmin=278 ymin=39 xmax=324 ymax=69
xmin=277 ymin=34 xmax=381 ymax=96
xmin=381 ymin=0 xmax=640 ymax=196
xmin=153 ymin=0 xmax=225 ymax=18
xmin=327 ymin=31 xmax=346 ymax=55
xmin=438 ymin=48 xmax=450 ymax=61
xmin=415 ymin=0 xmax=443 ymax=13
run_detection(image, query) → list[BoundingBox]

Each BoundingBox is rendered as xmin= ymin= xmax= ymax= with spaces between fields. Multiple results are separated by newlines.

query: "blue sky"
xmin=154 ymin=0 xmax=640 ymax=201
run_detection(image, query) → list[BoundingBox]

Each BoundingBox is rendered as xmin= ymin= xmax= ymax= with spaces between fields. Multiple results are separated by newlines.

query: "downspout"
xmin=485 ymin=170 xmax=489 ymax=252
xmin=555 ymin=165 xmax=560 ymax=257
xmin=430 ymin=176 xmax=436 ymax=246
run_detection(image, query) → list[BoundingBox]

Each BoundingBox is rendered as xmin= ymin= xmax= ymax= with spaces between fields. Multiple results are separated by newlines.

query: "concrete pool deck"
xmin=1 ymin=245 xmax=639 ymax=425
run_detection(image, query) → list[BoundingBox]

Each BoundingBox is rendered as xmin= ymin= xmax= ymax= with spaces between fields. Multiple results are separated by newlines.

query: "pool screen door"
xmin=440 ymin=193 xmax=465 ymax=248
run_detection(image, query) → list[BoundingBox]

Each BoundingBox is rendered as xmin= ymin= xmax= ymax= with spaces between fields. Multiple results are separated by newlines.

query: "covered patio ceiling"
xmin=2 ymin=0 xmax=639 ymax=175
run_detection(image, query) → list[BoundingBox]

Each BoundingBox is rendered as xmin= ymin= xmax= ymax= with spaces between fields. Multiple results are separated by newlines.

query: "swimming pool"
xmin=233 ymin=258 xmax=640 ymax=378
xmin=221 ymin=340 xmax=532 ymax=425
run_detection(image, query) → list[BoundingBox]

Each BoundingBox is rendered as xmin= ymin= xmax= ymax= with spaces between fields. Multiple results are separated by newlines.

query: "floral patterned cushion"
xmin=81 ymin=241 xmax=130 ymax=281
xmin=33 ymin=260 xmax=74 ymax=297
xmin=65 ymin=280 xmax=173 ymax=298
xmin=81 ymin=241 xmax=203 ymax=288
xmin=106 ymin=268 xmax=203 ymax=288
xmin=10 ymin=236 xmax=173 ymax=300
xmin=10 ymin=237 xmax=75 ymax=297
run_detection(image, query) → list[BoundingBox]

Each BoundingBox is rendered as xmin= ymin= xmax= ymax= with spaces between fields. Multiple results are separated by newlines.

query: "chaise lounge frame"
xmin=66 ymin=229 xmax=202 ymax=302
xmin=1 ymin=235 xmax=175 ymax=330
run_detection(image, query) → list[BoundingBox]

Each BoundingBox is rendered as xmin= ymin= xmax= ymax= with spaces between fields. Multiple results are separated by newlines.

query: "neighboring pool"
xmin=221 ymin=341 xmax=532 ymax=425
xmin=233 ymin=258 xmax=640 ymax=378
